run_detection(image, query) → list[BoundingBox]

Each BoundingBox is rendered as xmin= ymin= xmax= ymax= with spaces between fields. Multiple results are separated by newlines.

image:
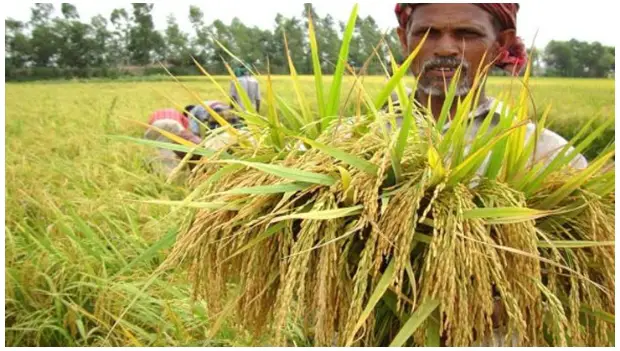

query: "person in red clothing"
xmin=144 ymin=107 xmax=201 ymax=144
xmin=144 ymin=107 xmax=203 ymax=176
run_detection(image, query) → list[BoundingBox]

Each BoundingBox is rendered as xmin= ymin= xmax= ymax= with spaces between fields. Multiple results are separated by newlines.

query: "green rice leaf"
xmin=211 ymin=182 xmax=311 ymax=197
xmin=374 ymin=30 xmax=428 ymax=110
xmin=138 ymin=199 xmax=240 ymax=210
xmin=522 ymin=117 xmax=614 ymax=195
xmin=307 ymin=12 xmax=326 ymax=121
xmin=448 ymin=121 xmax=528 ymax=184
xmin=264 ymin=66 xmax=285 ymax=150
xmin=298 ymin=137 xmax=379 ymax=175
xmin=583 ymin=170 xmax=615 ymax=196
xmin=427 ymin=145 xmax=446 ymax=184
xmin=338 ymin=166 xmax=354 ymax=205
xmin=464 ymin=204 xmax=588 ymax=224
xmin=389 ymin=298 xmax=440 ymax=347
xmin=283 ymin=33 xmax=316 ymax=135
xmin=275 ymin=95 xmax=305 ymax=131
xmin=271 ymin=205 xmax=363 ymax=222
xmin=337 ymin=166 xmax=352 ymax=192
xmin=573 ymin=304 xmax=615 ymax=324
xmin=150 ymin=164 xmax=244 ymax=224
xmin=346 ymin=259 xmax=396 ymax=346
xmin=537 ymin=241 xmax=615 ymax=249
xmin=206 ymin=292 xmax=245 ymax=339
xmin=512 ymin=104 xmax=552 ymax=178
xmin=186 ymin=164 xmax=243 ymax=199
xmin=387 ymin=49 xmax=419 ymax=162
xmin=484 ymin=106 xmax=518 ymax=179
xmin=114 ymin=228 xmax=177 ymax=277
xmin=108 ymin=135 xmax=230 ymax=159
xmin=425 ymin=309 xmax=442 ymax=346
xmin=326 ymin=4 xmax=358 ymax=117
xmin=538 ymin=149 xmax=615 ymax=209
xmin=435 ymin=66 xmax=463 ymax=131
xmin=213 ymin=160 xmax=336 ymax=186
xmin=464 ymin=207 xmax=551 ymax=222
xmin=438 ymin=65 xmax=487 ymax=157
xmin=222 ymin=222 xmax=287 ymax=264
xmin=414 ymin=232 xmax=433 ymax=244
xmin=468 ymin=95 xmax=504 ymax=152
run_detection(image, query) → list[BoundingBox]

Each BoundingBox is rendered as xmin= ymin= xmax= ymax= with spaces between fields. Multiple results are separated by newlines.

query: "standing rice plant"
xmin=141 ymin=5 xmax=614 ymax=346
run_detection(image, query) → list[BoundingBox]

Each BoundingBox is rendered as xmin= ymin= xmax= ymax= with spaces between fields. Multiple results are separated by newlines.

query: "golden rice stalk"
xmin=155 ymin=6 xmax=614 ymax=346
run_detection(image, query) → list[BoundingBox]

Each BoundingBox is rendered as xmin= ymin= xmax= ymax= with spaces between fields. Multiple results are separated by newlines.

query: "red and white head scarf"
xmin=395 ymin=3 xmax=527 ymax=75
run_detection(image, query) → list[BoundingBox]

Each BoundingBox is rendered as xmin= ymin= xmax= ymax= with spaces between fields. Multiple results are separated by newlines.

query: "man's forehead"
xmin=408 ymin=3 xmax=495 ymax=28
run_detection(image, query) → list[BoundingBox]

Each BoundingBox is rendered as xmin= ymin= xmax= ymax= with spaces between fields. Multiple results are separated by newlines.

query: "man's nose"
xmin=433 ymin=34 xmax=460 ymax=57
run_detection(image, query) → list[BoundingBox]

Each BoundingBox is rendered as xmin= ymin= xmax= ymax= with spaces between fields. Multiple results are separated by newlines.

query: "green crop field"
xmin=4 ymin=76 xmax=615 ymax=346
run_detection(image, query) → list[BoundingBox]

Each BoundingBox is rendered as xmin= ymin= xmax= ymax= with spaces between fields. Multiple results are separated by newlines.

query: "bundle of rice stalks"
xmin=140 ymin=5 xmax=615 ymax=346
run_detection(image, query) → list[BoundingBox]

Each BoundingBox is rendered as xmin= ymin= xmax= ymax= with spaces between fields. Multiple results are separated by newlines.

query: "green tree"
xmin=5 ymin=18 xmax=31 ymax=69
xmin=584 ymin=41 xmax=614 ymax=77
xmin=188 ymin=5 xmax=211 ymax=66
xmin=55 ymin=4 xmax=98 ymax=69
xmin=110 ymin=8 xmax=131 ymax=66
xmin=318 ymin=14 xmax=341 ymax=74
xmin=273 ymin=14 xmax=305 ymax=73
xmin=90 ymin=15 xmax=112 ymax=67
xmin=386 ymin=30 xmax=405 ymax=72
xmin=228 ymin=18 xmax=272 ymax=70
xmin=29 ymin=4 xmax=60 ymax=67
xmin=127 ymin=3 xmax=164 ymax=65
xmin=209 ymin=19 xmax=234 ymax=72
xmin=357 ymin=16 xmax=383 ymax=74
xmin=61 ymin=3 xmax=79 ymax=20
xmin=544 ymin=40 xmax=614 ymax=77
xmin=527 ymin=48 xmax=542 ymax=76
xmin=164 ymin=14 xmax=190 ymax=65
xmin=544 ymin=40 xmax=577 ymax=76
xmin=30 ymin=3 xmax=54 ymax=26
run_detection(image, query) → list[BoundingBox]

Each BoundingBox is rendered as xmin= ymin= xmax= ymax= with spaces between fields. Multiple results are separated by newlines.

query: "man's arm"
xmin=229 ymin=81 xmax=238 ymax=109
xmin=529 ymin=125 xmax=589 ymax=170
xmin=189 ymin=118 xmax=201 ymax=136
xmin=253 ymin=79 xmax=261 ymax=112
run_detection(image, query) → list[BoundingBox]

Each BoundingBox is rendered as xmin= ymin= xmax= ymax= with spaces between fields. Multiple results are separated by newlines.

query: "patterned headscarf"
xmin=394 ymin=3 xmax=527 ymax=74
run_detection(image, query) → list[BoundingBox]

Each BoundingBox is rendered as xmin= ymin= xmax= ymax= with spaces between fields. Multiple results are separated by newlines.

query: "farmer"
xmin=392 ymin=2 xmax=586 ymax=346
xmin=186 ymin=100 xmax=242 ymax=136
xmin=393 ymin=3 xmax=588 ymax=170
xmin=144 ymin=107 xmax=203 ymax=176
xmin=229 ymin=67 xmax=261 ymax=113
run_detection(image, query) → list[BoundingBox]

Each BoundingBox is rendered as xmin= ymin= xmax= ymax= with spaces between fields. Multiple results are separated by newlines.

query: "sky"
xmin=4 ymin=1 xmax=618 ymax=49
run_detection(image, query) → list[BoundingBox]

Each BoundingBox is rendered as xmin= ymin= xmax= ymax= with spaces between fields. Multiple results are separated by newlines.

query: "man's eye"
xmin=413 ymin=28 xmax=439 ymax=37
xmin=456 ymin=29 xmax=483 ymax=38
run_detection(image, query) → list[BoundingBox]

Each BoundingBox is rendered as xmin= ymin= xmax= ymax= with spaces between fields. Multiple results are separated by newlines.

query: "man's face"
xmin=397 ymin=4 xmax=504 ymax=97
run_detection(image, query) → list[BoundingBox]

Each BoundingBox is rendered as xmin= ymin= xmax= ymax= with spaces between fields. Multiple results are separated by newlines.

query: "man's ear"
xmin=497 ymin=29 xmax=517 ymax=52
xmin=396 ymin=27 xmax=409 ymax=58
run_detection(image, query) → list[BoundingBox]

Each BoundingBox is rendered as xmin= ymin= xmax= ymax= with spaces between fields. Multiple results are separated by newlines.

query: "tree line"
xmin=5 ymin=3 xmax=615 ymax=81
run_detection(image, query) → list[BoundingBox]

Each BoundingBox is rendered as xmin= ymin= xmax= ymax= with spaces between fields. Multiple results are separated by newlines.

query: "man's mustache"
xmin=421 ymin=57 xmax=470 ymax=74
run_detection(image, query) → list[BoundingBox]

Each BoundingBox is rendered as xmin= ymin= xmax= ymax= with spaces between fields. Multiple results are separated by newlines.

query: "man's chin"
xmin=419 ymin=81 xmax=471 ymax=97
